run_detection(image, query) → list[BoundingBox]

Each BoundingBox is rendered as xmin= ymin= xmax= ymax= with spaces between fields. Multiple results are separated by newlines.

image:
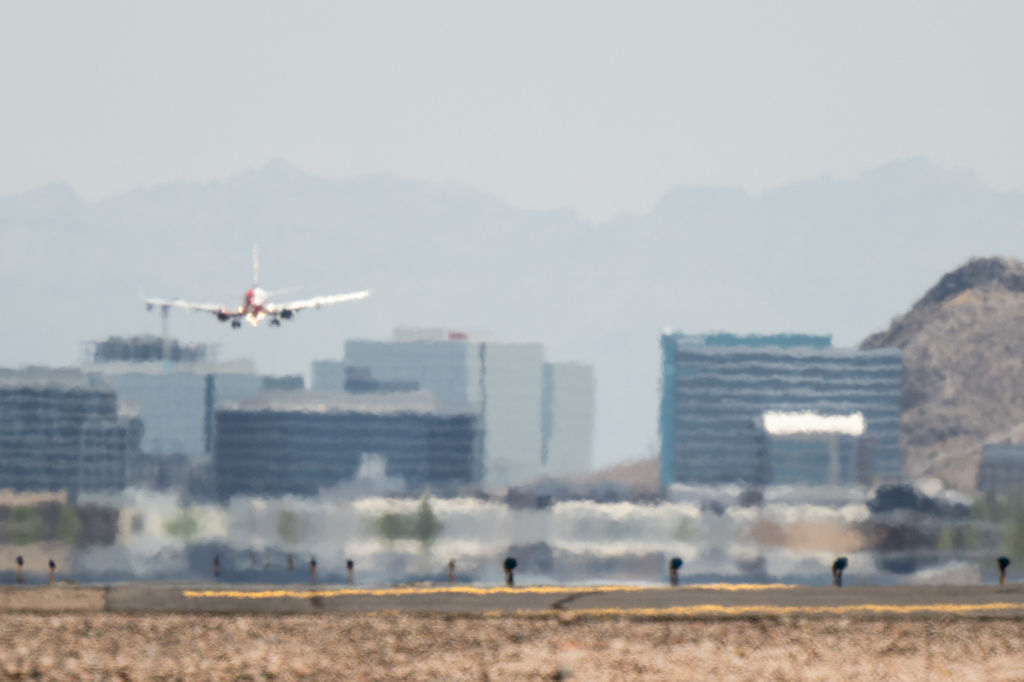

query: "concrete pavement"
xmin=6 ymin=582 xmax=1024 ymax=618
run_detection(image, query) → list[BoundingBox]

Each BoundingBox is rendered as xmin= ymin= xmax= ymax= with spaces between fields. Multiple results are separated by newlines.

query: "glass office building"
xmin=659 ymin=333 xmax=903 ymax=488
xmin=214 ymin=397 xmax=479 ymax=500
xmin=0 ymin=369 xmax=141 ymax=498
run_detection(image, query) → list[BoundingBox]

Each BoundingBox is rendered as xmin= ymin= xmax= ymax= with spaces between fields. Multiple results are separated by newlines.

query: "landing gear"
xmin=270 ymin=318 xmax=281 ymax=327
xmin=231 ymin=320 xmax=242 ymax=329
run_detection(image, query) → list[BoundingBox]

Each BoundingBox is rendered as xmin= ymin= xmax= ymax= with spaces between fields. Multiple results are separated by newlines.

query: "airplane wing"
xmin=145 ymin=297 xmax=236 ymax=317
xmin=269 ymin=289 xmax=372 ymax=313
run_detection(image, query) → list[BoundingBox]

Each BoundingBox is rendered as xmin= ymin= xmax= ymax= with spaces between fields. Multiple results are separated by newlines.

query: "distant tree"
xmin=374 ymin=511 xmax=406 ymax=543
xmin=57 ymin=506 xmax=81 ymax=544
xmin=372 ymin=494 xmax=444 ymax=547
xmin=935 ymin=525 xmax=954 ymax=552
xmin=277 ymin=509 xmax=307 ymax=546
xmin=10 ymin=507 xmax=45 ymax=546
xmin=164 ymin=507 xmax=199 ymax=542
xmin=412 ymin=495 xmax=443 ymax=546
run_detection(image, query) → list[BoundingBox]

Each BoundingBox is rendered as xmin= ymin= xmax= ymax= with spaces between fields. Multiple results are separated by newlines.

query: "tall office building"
xmin=0 ymin=368 xmax=141 ymax=498
xmin=659 ymin=332 xmax=903 ymax=488
xmin=315 ymin=327 xmax=595 ymax=488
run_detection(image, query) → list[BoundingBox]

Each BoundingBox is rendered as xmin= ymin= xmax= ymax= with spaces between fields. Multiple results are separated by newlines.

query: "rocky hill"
xmin=861 ymin=257 xmax=1024 ymax=489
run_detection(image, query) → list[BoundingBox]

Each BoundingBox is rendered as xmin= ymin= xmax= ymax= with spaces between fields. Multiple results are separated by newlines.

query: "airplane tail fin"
xmin=252 ymin=244 xmax=260 ymax=285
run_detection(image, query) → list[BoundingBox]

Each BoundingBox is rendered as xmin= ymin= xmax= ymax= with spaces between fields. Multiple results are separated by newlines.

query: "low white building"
xmin=759 ymin=410 xmax=872 ymax=486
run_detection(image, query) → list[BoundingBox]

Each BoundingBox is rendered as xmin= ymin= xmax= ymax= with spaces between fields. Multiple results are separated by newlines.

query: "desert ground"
xmin=3 ymin=612 xmax=1024 ymax=681
xmin=4 ymin=583 xmax=1024 ymax=679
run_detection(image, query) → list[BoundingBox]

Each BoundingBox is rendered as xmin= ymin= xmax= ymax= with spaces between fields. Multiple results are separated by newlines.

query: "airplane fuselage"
xmin=242 ymin=287 xmax=269 ymax=326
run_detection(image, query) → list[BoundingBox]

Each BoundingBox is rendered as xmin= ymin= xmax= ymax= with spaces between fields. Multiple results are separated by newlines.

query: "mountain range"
xmin=4 ymin=157 xmax=1024 ymax=470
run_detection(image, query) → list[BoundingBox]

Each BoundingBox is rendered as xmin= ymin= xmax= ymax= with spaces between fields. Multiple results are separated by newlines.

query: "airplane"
xmin=145 ymin=246 xmax=371 ymax=328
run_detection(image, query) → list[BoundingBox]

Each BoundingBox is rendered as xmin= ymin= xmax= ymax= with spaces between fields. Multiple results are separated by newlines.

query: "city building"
xmin=659 ymin=332 xmax=903 ymax=488
xmin=542 ymin=362 xmax=596 ymax=478
xmin=977 ymin=443 xmax=1024 ymax=496
xmin=757 ymin=411 xmax=875 ymax=486
xmin=0 ymin=368 xmax=142 ymax=498
xmin=314 ymin=327 xmax=595 ymax=488
xmin=214 ymin=392 xmax=479 ymax=500
xmin=84 ymin=335 xmax=300 ymax=459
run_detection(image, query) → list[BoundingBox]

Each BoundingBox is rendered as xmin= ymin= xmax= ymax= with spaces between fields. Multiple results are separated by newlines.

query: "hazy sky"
xmin=3 ymin=2 xmax=1022 ymax=220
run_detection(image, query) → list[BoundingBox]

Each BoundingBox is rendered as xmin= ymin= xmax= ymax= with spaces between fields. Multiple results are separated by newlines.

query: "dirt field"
xmin=2 ymin=613 xmax=1024 ymax=680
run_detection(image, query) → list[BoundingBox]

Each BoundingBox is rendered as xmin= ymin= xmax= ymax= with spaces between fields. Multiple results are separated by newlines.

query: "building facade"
xmin=214 ymin=398 xmax=479 ymax=500
xmin=757 ymin=411 xmax=874 ymax=486
xmin=0 ymin=369 xmax=141 ymax=498
xmin=659 ymin=333 xmax=903 ymax=488
xmin=85 ymin=335 xmax=299 ymax=459
xmin=319 ymin=328 xmax=595 ymax=488
xmin=542 ymin=362 xmax=596 ymax=478
xmin=977 ymin=443 xmax=1024 ymax=496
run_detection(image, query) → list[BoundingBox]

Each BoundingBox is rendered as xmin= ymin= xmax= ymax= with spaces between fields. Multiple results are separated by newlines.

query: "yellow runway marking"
xmin=689 ymin=583 xmax=796 ymax=592
xmin=353 ymin=603 xmax=1024 ymax=618
xmin=542 ymin=602 xmax=1024 ymax=617
xmin=182 ymin=583 xmax=794 ymax=600
xmin=178 ymin=586 xmax=1024 ymax=617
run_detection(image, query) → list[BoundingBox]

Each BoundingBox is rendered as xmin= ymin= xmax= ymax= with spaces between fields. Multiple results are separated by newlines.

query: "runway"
xmin=6 ymin=582 xmax=1024 ymax=618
